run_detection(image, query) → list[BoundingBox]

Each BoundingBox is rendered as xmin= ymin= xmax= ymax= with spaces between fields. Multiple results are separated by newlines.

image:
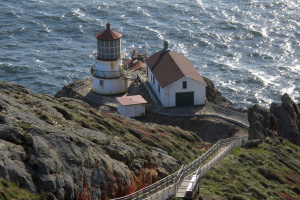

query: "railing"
xmin=111 ymin=136 xmax=248 ymax=200
xmin=184 ymin=136 xmax=248 ymax=198
xmin=91 ymin=67 xmax=123 ymax=79
xmin=124 ymin=70 xmax=137 ymax=79
xmin=137 ymin=71 xmax=157 ymax=105
xmin=113 ymin=168 xmax=180 ymax=200
xmin=204 ymin=104 xmax=249 ymax=127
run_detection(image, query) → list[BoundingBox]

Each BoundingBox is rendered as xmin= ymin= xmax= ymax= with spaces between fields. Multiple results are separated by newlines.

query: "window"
xmin=97 ymin=39 xmax=121 ymax=60
xmin=158 ymin=85 xmax=160 ymax=93
xmin=183 ymin=81 xmax=187 ymax=89
xmin=100 ymin=80 xmax=104 ymax=86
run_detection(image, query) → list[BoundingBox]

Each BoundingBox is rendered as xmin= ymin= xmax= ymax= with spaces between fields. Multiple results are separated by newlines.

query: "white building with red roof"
xmin=116 ymin=95 xmax=147 ymax=117
xmin=145 ymin=42 xmax=207 ymax=107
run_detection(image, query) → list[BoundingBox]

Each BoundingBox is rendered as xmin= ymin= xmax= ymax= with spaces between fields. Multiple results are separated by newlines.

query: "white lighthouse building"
xmin=91 ymin=23 xmax=127 ymax=95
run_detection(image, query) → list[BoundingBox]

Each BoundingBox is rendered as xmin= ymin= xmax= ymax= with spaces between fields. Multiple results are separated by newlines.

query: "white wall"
xmin=146 ymin=66 xmax=164 ymax=105
xmin=117 ymin=104 xmax=146 ymax=117
xmin=164 ymin=77 xmax=206 ymax=107
xmin=92 ymin=78 xmax=127 ymax=95
xmin=95 ymin=59 xmax=123 ymax=72
xmin=117 ymin=102 xmax=124 ymax=115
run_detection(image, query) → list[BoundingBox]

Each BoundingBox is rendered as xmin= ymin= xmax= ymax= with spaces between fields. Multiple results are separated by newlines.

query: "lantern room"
xmin=96 ymin=23 xmax=122 ymax=60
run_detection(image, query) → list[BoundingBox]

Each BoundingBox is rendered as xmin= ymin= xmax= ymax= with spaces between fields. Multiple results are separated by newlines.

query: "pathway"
xmin=175 ymin=146 xmax=227 ymax=198
xmin=112 ymin=136 xmax=248 ymax=200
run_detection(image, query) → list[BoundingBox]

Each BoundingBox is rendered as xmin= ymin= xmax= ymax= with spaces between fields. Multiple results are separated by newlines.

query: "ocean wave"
xmin=0 ymin=64 xmax=32 ymax=74
xmin=1 ymin=0 xmax=299 ymax=108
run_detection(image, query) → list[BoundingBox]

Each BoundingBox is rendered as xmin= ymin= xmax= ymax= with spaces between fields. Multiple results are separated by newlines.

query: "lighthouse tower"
xmin=91 ymin=23 xmax=127 ymax=95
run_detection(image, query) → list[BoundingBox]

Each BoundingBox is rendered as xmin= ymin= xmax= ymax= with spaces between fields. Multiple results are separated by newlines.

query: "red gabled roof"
xmin=96 ymin=23 xmax=122 ymax=41
xmin=116 ymin=95 xmax=147 ymax=106
xmin=126 ymin=59 xmax=144 ymax=71
xmin=145 ymin=50 xmax=207 ymax=88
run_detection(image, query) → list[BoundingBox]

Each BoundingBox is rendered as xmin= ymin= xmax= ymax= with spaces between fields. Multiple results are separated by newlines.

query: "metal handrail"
xmin=204 ymin=104 xmax=249 ymax=127
xmin=111 ymin=136 xmax=248 ymax=200
xmin=186 ymin=136 xmax=248 ymax=196
xmin=137 ymin=71 xmax=157 ymax=105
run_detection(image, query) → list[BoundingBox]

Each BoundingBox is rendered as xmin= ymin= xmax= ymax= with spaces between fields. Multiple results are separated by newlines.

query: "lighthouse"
xmin=91 ymin=23 xmax=127 ymax=95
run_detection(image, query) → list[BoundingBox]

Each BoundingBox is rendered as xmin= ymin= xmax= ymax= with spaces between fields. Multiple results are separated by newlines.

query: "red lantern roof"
xmin=96 ymin=23 xmax=122 ymax=41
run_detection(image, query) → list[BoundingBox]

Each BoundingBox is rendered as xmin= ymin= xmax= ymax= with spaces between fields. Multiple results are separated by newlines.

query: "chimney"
xmin=131 ymin=47 xmax=136 ymax=60
xmin=163 ymin=41 xmax=170 ymax=53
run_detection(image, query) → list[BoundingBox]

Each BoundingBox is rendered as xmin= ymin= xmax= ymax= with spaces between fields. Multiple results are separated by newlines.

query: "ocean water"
xmin=0 ymin=0 xmax=299 ymax=108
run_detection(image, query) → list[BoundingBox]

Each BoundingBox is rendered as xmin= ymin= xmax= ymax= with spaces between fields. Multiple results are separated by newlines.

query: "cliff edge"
xmin=0 ymin=81 xmax=205 ymax=200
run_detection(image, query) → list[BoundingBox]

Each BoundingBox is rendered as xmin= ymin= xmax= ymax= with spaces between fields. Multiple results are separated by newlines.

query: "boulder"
xmin=247 ymin=94 xmax=300 ymax=146
xmin=202 ymin=76 xmax=232 ymax=105
xmin=247 ymin=104 xmax=277 ymax=140
xmin=244 ymin=139 xmax=263 ymax=148
xmin=270 ymin=93 xmax=300 ymax=145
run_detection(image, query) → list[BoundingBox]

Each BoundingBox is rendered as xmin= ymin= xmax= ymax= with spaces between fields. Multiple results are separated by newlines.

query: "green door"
xmin=176 ymin=92 xmax=194 ymax=107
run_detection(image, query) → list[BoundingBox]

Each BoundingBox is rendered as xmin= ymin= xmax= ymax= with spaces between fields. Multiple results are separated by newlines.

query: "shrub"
xmin=53 ymin=106 xmax=73 ymax=120
xmin=258 ymin=167 xmax=285 ymax=184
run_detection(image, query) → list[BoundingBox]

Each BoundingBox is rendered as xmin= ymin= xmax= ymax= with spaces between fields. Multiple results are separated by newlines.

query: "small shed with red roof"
xmin=116 ymin=95 xmax=147 ymax=117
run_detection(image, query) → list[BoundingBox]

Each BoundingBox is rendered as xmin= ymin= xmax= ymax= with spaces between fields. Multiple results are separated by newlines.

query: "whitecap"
xmin=261 ymin=28 xmax=268 ymax=37
xmin=172 ymin=43 xmax=188 ymax=56
xmin=73 ymin=9 xmax=85 ymax=18
xmin=280 ymin=83 xmax=296 ymax=96
xmin=45 ymin=27 xmax=51 ymax=33
xmin=280 ymin=41 xmax=294 ymax=55
xmin=196 ymin=0 xmax=204 ymax=10
xmin=145 ymin=26 xmax=164 ymax=40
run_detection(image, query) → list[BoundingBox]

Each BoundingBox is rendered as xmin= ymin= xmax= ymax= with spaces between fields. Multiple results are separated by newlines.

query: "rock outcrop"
xmin=202 ymin=76 xmax=232 ymax=105
xmin=0 ymin=81 xmax=204 ymax=199
xmin=247 ymin=93 xmax=300 ymax=146
xmin=247 ymin=104 xmax=277 ymax=140
xmin=270 ymin=93 xmax=300 ymax=145
xmin=55 ymin=80 xmax=86 ymax=101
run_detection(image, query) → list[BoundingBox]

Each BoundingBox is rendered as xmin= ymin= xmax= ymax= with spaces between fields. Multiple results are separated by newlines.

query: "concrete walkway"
xmin=71 ymin=79 xmax=122 ymax=108
xmin=70 ymin=79 xmax=207 ymax=115
xmin=175 ymin=146 xmax=227 ymax=198
xmin=70 ymin=78 xmax=249 ymax=127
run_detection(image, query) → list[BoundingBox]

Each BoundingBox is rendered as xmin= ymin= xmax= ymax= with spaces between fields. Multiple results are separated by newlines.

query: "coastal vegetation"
xmin=199 ymin=138 xmax=300 ymax=200
xmin=0 ymin=81 xmax=299 ymax=199
xmin=0 ymin=81 xmax=205 ymax=199
xmin=0 ymin=177 xmax=41 ymax=200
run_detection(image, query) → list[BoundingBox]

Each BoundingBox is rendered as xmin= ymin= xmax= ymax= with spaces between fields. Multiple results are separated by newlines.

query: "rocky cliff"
xmin=1 ymin=80 xmax=299 ymax=200
xmin=202 ymin=76 xmax=232 ymax=106
xmin=247 ymin=93 xmax=300 ymax=146
xmin=0 ymin=81 xmax=205 ymax=200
